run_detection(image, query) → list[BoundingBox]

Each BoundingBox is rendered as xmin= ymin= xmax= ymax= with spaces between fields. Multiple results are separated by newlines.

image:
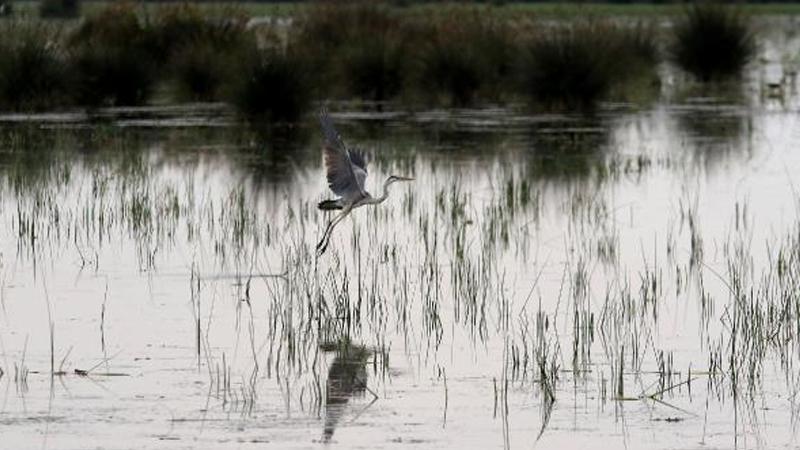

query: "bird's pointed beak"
xmin=396 ymin=176 xmax=414 ymax=181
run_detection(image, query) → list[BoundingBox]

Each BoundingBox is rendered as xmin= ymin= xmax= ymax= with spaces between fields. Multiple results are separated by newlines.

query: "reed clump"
xmin=292 ymin=3 xmax=408 ymax=102
xmin=414 ymin=9 xmax=518 ymax=105
xmin=227 ymin=47 xmax=311 ymax=123
xmin=0 ymin=4 xmax=761 ymax=118
xmin=0 ymin=22 xmax=70 ymax=110
xmin=149 ymin=4 xmax=255 ymax=101
xmin=671 ymin=4 xmax=755 ymax=81
xmin=519 ymin=22 xmax=659 ymax=109
xmin=39 ymin=0 xmax=78 ymax=18
xmin=66 ymin=3 xmax=156 ymax=106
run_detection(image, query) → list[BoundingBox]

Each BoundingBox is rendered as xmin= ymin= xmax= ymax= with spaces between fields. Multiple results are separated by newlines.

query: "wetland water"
xmin=2 ymin=20 xmax=800 ymax=450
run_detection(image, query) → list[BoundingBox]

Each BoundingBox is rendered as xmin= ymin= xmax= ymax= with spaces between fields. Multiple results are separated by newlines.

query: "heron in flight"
xmin=316 ymin=110 xmax=413 ymax=256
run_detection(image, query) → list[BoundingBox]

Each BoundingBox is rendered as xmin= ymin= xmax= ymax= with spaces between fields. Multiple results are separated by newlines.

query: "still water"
xmin=1 ymin=20 xmax=800 ymax=450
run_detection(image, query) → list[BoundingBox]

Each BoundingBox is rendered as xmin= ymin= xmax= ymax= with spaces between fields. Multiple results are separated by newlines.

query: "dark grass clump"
xmin=0 ymin=1 xmax=13 ymax=17
xmin=293 ymin=3 xmax=407 ymax=101
xmin=146 ymin=4 xmax=253 ymax=65
xmin=671 ymin=4 xmax=755 ymax=81
xmin=519 ymin=22 xmax=659 ymax=109
xmin=67 ymin=3 xmax=157 ymax=106
xmin=171 ymin=40 xmax=236 ymax=102
xmin=0 ymin=23 xmax=70 ymax=110
xmin=414 ymin=9 xmax=518 ymax=105
xmin=148 ymin=4 xmax=256 ymax=101
xmin=227 ymin=48 xmax=311 ymax=123
xmin=338 ymin=32 xmax=408 ymax=102
xmin=39 ymin=0 xmax=78 ymax=18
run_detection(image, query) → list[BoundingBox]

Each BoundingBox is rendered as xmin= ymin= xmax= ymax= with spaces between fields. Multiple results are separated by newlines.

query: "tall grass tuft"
xmin=0 ymin=23 xmax=70 ymax=110
xmin=39 ymin=0 xmax=78 ymax=18
xmin=338 ymin=32 xmax=408 ymax=102
xmin=227 ymin=47 xmax=311 ymax=123
xmin=148 ymin=4 xmax=255 ymax=101
xmin=146 ymin=4 xmax=252 ymax=63
xmin=171 ymin=40 xmax=234 ymax=102
xmin=519 ymin=22 xmax=658 ymax=109
xmin=414 ymin=10 xmax=518 ymax=105
xmin=67 ymin=3 xmax=156 ymax=106
xmin=671 ymin=4 xmax=755 ymax=81
xmin=293 ymin=3 xmax=407 ymax=101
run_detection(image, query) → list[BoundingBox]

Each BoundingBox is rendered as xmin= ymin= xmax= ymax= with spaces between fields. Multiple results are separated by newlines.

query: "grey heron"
xmin=316 ymin=110 xmax=413 ymax=256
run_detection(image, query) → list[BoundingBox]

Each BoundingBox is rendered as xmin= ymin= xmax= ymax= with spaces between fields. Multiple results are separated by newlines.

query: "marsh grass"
xmin=671 ymin=4 xmax=756 ymax=82
xmin=227 ymin=47 xmax=311 ymax=123
xmin=292 ymin=3 xmax=408 ymax=101
xmin=4 ymin=120 xmax=800 ymax=442
xmin=338 ymin=32 xmax=408 ymax=102
xmin=519 ymin=21 xmax=659 ymax=109
xmin=67 ymin=3 xmax=156 ymax=106
xmin=38 ymin=0 xmax=78 ymax=18
xmin=0 ymin=4 xmax=704 ymax=115
xmin=414 ymin=10 xmax=518 ymax=105
xmin=0 ymin=22 xmax=70 ymax=110
xmin=147 ymin=4 xmax=255 ymax=101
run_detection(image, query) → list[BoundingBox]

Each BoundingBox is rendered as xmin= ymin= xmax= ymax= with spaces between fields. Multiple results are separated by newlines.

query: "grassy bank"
xmin=0 ymin=2 xmax=763 ymax=119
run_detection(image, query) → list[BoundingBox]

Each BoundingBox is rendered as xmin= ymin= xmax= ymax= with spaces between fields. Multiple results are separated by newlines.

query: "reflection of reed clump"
xmin=673 ymin=93 xmax=751 ymax=172
xmin=525 ymin=118 xmax=610 ymax=180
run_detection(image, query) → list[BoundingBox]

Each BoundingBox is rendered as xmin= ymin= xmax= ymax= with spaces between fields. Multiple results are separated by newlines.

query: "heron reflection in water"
xmin=316 ymin=109 xmax=414 ymax=255
xmin=322 ymin=341 xmax=376 ymax=442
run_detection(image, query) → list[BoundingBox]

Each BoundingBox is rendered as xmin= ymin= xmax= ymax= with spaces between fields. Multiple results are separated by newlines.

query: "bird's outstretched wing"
xmin=319 ymin=109 xmax=368 ymax=199
xmin=348 ymin=148 xmax=367 ymax=173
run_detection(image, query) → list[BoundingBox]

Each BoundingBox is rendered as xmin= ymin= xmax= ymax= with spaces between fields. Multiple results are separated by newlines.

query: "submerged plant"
xmin=671 ymin=4 xmax=755 ymax=81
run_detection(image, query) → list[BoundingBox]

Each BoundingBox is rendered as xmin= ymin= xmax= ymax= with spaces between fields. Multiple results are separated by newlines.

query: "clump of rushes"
xmin=148 ymin=4 xmax=255 ymax=101
xmin=292 ymin=3 xmax=407 ymax=101
xmin=67 ymin=3 xmax=157 ymax=106
xmin=338 ymin=28 xmax=408 ymax=102
xmin=227 ymin=47 xmax=311 ymax=123
xmin=39 ymin=0 xmax=79 ymax=18
xmin=519 ymin=22 xmax=659 ymax=109
xmin=414 ymin=9 xmax=518 ymax=106
xmin=0 ymin=23 xmax=70 ymax=111
xmin=671 ymin=4 xmax=755 ymax=81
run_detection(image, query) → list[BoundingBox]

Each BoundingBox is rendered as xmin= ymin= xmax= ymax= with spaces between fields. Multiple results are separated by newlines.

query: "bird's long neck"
xmin=365 ymin=178 xmax=393 ymax=205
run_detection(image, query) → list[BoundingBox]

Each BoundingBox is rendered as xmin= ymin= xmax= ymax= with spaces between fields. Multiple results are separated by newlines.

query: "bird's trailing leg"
xmin=316 ymin=206 xmax=352 ymax=256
